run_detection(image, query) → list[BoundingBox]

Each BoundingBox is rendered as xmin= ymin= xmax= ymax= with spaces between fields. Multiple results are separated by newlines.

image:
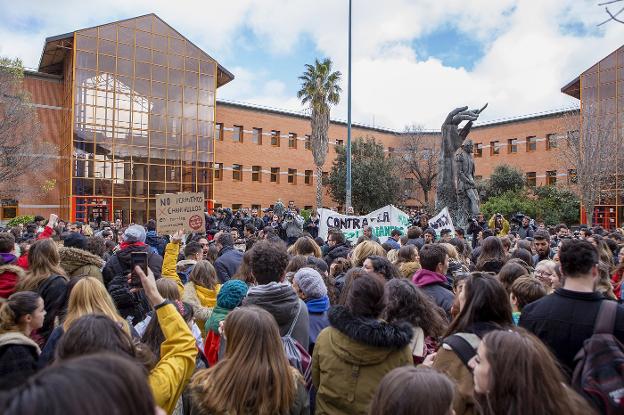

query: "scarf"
xmin=306 ymin=296 xmax=330 ymax=313
xmin=244 ymin=282 xmax=299 ymax=328
xmin=205 ymin=305 xmax=230 ymax=333
xmin=120 ymin=241 xmax=147 ymax=251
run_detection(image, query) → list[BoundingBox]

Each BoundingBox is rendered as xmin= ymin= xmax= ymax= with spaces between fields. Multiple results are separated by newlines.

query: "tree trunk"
xmin=423 ymin=189 xmax=429 ymax=204
xmin=316 ymin=164 xmax=323 ymax=210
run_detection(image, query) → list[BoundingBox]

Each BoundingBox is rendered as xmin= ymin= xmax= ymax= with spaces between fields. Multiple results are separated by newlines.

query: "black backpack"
xmin=572 ymin=300 xmax=624 ymax=414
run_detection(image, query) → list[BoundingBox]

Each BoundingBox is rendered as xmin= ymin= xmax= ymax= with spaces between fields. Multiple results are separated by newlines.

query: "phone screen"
xmin=130 ymin=252 xmax=148 ymax=288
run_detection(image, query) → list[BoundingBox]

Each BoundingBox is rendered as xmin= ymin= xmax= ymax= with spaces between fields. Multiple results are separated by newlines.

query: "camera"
xmin=510 ymin=212 xmax=525 ymax=225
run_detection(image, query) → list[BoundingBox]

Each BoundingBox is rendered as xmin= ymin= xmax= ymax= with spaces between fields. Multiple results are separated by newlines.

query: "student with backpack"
xmin=470 ymin=328 xmax=596 ymax=415
xmin=191 ymin=306 xmax=309 ymax=414
xmin=430 ymin=272 xmax=513 ymax=415
xmin=520 ymin=239 xmax=624 ymax=376
xmin=313 ymin=274 xmax=413 ymax=415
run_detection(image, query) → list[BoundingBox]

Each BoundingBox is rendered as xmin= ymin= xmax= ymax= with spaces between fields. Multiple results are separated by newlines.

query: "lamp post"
xmin=346 ymin=0 xmax=353 ymax=211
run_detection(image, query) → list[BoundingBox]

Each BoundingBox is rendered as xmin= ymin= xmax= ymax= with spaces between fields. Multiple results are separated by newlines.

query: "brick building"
xmin=5 ymin=14 xmax=621 ymax=227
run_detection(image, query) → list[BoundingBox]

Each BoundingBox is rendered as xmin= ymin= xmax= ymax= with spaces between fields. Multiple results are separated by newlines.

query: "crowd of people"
xmin=0 ymin=205 xmax=623 ymax=415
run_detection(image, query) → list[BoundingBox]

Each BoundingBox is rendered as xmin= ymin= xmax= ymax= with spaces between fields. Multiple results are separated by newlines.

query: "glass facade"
xmin=70 ymin=15 xmax=216 ymax=224
xmin=579 ymin=46 xmax=624 ymax=227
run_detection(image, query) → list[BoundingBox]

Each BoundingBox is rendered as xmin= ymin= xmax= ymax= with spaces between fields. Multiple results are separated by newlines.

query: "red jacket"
xmin=16 ymin=226 xmax=55 ymax=271
xmin=0 ymin=254 xmax=25 ymax=299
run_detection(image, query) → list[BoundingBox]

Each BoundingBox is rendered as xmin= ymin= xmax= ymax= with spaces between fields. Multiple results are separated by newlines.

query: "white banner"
xmin=318 ymin=205 xmax=411 ymax=243
xmin=428 ymin=207 xmax=456 ymax=237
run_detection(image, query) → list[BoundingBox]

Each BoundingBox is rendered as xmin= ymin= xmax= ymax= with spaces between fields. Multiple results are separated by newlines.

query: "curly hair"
xmin=383 ymin=279 xmax=447 ymax=338
xmin=249 ymin=240 xmax=289 ymax=285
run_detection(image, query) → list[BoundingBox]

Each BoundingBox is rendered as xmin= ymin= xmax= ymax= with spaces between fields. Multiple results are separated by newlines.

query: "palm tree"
xmin=297 ymin=58 xmax=342 ymax=210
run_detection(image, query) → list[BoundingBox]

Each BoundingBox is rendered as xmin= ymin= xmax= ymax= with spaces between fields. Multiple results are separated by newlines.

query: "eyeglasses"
xmin=199 ymin=243 xmax=209 ymax=247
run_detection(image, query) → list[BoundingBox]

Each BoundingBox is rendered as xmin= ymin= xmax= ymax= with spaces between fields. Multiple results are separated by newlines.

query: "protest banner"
xmin=156 ymin=192 xmax=205 ymax=234
xmin=318 ymin=205 xmax=410 ymax=243
xmin=428 ymin=207 xmax=456 ymax=237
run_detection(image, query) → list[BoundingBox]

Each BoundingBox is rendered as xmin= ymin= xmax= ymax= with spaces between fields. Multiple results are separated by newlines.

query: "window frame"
xmin=526 ymin=136 xmax=537 ymax=152
xmin=490 ymin=140 xmax=500 ymax=156
xmin=232 ymin=164 xmax=243 ymax=182
xmin=545 ymin=170 xmax=557 ymax=186
xmin=270 ymin=167 xmax=280 ymax=183
xmin=252 ymin=127 xmax=262 ymax=145
xmin=304 ymin=170 xmax=313 ymax=185
xmin=233 ymin=125 xmax=243 ymax=143
xmin=288 ymin=168 xmax=297 ymax=184
xmin=252 ymin=165 xmax=261 ymax=182
xmin=546 ymin=134 xmax=558 ymax=150
xmin=288 ymin=132 xmax=297 ymax=149
xmin=507 ymin=138 xmax=518 ymax=154
xmin=526 ymin=172 xmax=536 ymax=187
xmin=474 ymin=143 xmax=483 ymax=158
xmin=216 ymin=123 xmax=224 ymax=141
xmin=271 ymin=130 xmax=280 ymax=147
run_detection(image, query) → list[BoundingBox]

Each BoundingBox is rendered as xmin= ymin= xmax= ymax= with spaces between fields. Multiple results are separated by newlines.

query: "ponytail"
xmin=0 ymin=291 xmax=41 ymax=334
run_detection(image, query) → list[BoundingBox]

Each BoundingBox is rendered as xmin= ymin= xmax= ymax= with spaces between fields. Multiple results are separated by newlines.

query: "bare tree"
xmin=0 ymin=57 xmax=55 ymax=199
xmin=558 ymin=104 xmax=623 ymax=226
xmin=598 ymin=0 xmax=624 ymax=25
xmin=399 ymin=125 xmax=440 ymax=208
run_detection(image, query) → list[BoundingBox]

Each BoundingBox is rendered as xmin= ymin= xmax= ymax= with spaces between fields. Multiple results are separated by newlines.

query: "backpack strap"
xmin=443 ymin=334 xmax=477 ymax=369
xmin=286 ymin=302 xmax=301 ymax=337
xmin=594 ymin=300 xmax=618 ymax=335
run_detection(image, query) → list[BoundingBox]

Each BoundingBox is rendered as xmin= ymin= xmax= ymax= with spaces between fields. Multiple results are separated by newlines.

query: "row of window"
xmin=213 ymin=164 xmax=319 ymax=185
xmin=474 ymin=131 xmax=578 ymax=157
xmin=215 ymin=125 xmax=348 ymax=150
xmin=524 ymin=169 xmax=577 ymax=186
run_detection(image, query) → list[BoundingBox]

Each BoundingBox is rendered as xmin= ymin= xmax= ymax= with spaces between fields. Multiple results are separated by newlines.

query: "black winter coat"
xmin=323 ymin=243 xmax=351 ymax=267
xmin=36 ymin=275 xmax=68 ymax=344
xmin=0 ymin=332 xmax=40 ymax=390
xmin=102 ymin=244 xmax=162 ymax=323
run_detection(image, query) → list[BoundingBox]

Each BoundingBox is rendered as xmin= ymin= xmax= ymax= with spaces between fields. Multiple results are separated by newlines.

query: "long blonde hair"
xmin=63 ymin=277 xmax=127 ymax=332
xmin=351 ymin=240 xmax=386 ymax=267
xmin=18 ymin=239 xmax=67 ymax=291
xmin=191 ymin=306 xmax=298 ymax=414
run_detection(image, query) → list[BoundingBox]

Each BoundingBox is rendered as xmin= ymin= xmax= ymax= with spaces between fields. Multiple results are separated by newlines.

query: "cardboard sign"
xmin=156 ymin=192 xmax=205 ymax=234
xmin=428 ymin=207 xmax=456 ymax=237
xmin=318 ymin=205 xmax=410 ymax=243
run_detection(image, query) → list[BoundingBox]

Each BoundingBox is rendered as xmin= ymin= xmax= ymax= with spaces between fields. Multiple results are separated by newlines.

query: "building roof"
xmin=561 ymin=44 xmax=624 ymax=100
xmin=37 ymin=13 xmax=234 ymax=87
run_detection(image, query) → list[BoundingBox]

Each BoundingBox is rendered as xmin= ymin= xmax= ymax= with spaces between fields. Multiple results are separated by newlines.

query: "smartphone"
xmin=130 ymin=252 xmax=148 ymax=288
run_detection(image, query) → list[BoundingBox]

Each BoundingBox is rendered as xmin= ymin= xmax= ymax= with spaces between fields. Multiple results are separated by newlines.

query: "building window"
xmin=232 ymin=125 xmax=243 ymax=142
xmin=288 ymin=133 xmax=297 ymax=149
xmin=526 ymin=172 xmax=536 ymax=187
xmin=252 ymin=165 xmax=261 ymax=182
xmin=490 ymin=141 xmax=500 ymax=155
xmin=232 ymin=204 xmax=242 ymax=211
xmin=232 ymin=164 xmax=242 ymax=181
xmin=271 ymin=130 xmax=280 ymax=147
xmin=546 ymin=170 xmax=557 ymax=185
xmin=270 ymin=167 xmax=280 ymax=183
xmin=546 ymin=134 xmax=558 ymax=150
xmin=0 ymin=200 xmax=18 ymax=220
xmin=567 ymin=130 xmax=580 ymax=141
xmin=251 ymin=204 xmax=261 ymax=210
xmin=475 ymin=175 xmax=483 ymax=181
xmin=216 ymin=123 xmax=224 ymax=141
xmin=214 ymin=163 xmax=223 ymax=181
xmin=304 ymin=170 xmax=313 ymax=185
xmin=508 ymin=138 xmax=518 ymax=154
xmin=288 ymin=169 xmax=297 ymax=184
xmin=568 ymin=169 xmax=578 ymax=184
xmin=526 ymin=136 xmax=537 ymax=152
xmin=304 ymin=135 xmax=311 ymax=150
xmin=322 ymin=171 xmax=329 ymax=185
xmin=336 ymin=139 xmax=344 ymax=147
xmin=252 ymin=128 xmax=262 ymax=145
xmin=474 ymin=143 xmax=483 ymax=158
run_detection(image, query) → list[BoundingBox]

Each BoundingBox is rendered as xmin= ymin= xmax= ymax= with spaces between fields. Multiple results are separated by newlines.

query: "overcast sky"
xmin=1 ymin=0 xmax=623 ymax=129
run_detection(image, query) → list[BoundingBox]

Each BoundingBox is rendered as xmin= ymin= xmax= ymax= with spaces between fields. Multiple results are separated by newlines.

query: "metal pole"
xmin=346 ymin=0 xmax=352 ymax=210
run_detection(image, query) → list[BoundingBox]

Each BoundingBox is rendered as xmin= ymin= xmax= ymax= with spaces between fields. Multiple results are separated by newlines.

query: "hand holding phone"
xmin=130 ymin=252 xmax=148 ymax=288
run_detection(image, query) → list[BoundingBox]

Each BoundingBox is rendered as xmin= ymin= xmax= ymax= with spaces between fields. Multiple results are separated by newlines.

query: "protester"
xmin=16 ymin=238 xmax=68 ymax=345
xmin=394 ymin=245 xmax=421 ymax=278
xmin=0 ymin=232 xmax=25 ymax=300
xmin=323 ymin=230 xmax=351 ymax=267
xmin=369 ymin=367 xmax=455 ymax=415
xmin=192 ymin=306 xmax=309 ymax=414
xmin=213 ymin=232 xmax=243 ymax=283
xmin=471 ymin=328 xmax=595 ymax=415
xmin=313 ymin=274 xmax=412 ymax=414
xmin=350 ymin=240 xmax=386 ymax=267
xmin=534 ymin=259 xmax=558 ymax=291
xmin=244 ymin=240 xmax=310 ymax=349
xmin=431 ymin=272 xmax=513 ymax=415
xmin=520 ymin=239 xmax=624 ymax=376
xmin=532 ymin=230 xmax=554 ymax=266
xmin=363 ymin=255 xmax=402 ymax=281
xmin=497 ymin=261 xmax=530 ymax=293
xmin=289 ymin=236 xmax=322 ymax=258
xmin=488 ymin=213 xmax=509 ymax=236
xmin=510 ymin=277 xmax=547 ymax=325
xmin=411 ymin=244 xmax=454 ymax=319
xmin=203 ymin=279 xmax=248 ymax=366
xmin=0 ymin=353 xmax=162 ymax=415
xmin=293 ymin=267 xmax=330 ymax=353
xmin=611 ymin=245 xmax=624 ymax=299
xmin=39 ymin=276 xmax=129 ymax=367
xmin=58 ymin=232 xmax=105 ymax=282
xmin=383 ymin=279 xmax=447 ymax=364
xmin=474 ymin=236 xmax=506 ymax=273
xmin=0 ymin=291 xmax=44 ymax=390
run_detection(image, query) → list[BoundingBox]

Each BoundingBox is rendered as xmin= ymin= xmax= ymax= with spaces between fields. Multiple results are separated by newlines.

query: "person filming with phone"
xmin=102 ymin=224 xmax=163 ymax=324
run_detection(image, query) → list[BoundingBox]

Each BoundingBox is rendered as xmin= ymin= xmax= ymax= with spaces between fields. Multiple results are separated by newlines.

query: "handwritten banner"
xmin=156 ymin=192 xmax=205 ymax=234
xmin=428 ymin=207 xmax=456 ymax=237
xmin=318 ymin=205 xmax=410 ymax=243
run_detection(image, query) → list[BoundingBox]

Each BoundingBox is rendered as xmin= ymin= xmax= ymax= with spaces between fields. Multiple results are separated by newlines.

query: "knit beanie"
xmin=294 ymin=267 xmax=327 ymax=299
xmin=217 ymin=280 xmax=249 ymax=310
xmin=124 ymin=225 xmax=146 ymax=243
